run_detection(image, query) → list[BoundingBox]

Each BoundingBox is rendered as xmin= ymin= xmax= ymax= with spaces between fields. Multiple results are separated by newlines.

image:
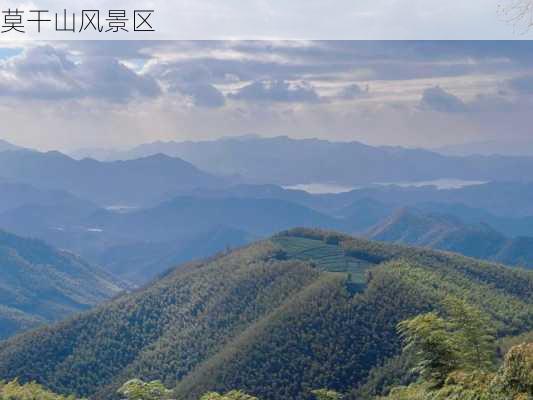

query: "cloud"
xmin=177 ymin=83 xmax=226 ymax=108
xmin=229 ymin=80 xmax=320 ymax=103
xmin=419 ymin=85 xmax=514 ymax=114
xmin=2 ymin=41 xmax=533 ymax=151
xmin=507 ymin=74 xmax=533 ymax=94
xmin=336 ymin=83 xmax=369 ymax=100
xmin=0 ymin=45 xmax=161 ymax=102
xmin=419 ymin=86 xmax=467 ymax=113
xmin=150 ymin=61 xmax=226 ymax=108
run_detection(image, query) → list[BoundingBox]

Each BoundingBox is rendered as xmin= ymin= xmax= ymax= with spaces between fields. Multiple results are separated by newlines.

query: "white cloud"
xmin=0 ymin=40 xmax=532 ymax=152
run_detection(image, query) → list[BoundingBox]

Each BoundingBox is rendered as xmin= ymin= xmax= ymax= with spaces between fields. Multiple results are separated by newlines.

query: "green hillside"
xmin=0 ymin=229 xmax=532 ymax=400
xmin=0 ymin=230 xmax=125 ymax=339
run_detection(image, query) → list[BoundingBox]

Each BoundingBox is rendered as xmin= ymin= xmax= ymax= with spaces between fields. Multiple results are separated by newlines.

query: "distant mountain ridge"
xmin=0 ymin=229 xmax=125 ymax=339
xmin=368 ymin=208 xmax=533 ymax=269
xmin=0 ymin=150 xmax=226 ymax=206
xmin=71 ymin=135 xmax=533 ymax=186
xmin=0 ymin=182 xmax=97 ymax=214
xmin=0 ymin=139 xmax=26 ymax=153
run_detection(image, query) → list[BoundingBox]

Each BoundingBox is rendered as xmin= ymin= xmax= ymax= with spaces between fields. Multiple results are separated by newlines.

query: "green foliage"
xmin=350 ymin=353 xmax=416 ymax=400
xmin=499 ymin=342 xmax=533 ymax=396
xmin=0 ymin=379 xmax=76 ymax=400
xmin=199 ymin=390 xmax=258 ymax=400
xmin=397 ymin=297 xmax=497 ymax=387
xmin=272 ymin=235 xmax=372 ymax=287
xmin=381 ymin=313 xmax=533 ymax=399
xmin=0 ymin=229 xmax=123 ymax=339
xmin=498 ymin=330 xmax=533 ymax=356
xmin=379 ymin=343 xmax=533 ymax=400
xmin=118 ymin=379 xmax=172 ymax=400
xmin=442 ymin=297 xmax=495 ymax=371
xmin=311 ymin=389 xmax=343 ymax=400
xmin=1 ymin=230 xmax=533 ymax=400
xmin=398 ymin=313 xmax=459 ymax=386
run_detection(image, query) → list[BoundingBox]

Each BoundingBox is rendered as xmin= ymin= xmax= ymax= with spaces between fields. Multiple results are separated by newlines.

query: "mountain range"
xmin=0 ymin=229 xmax=531 ymax=400
xmin=367 ymin=208 xmax=533 ymax=269
xmin=5 ymin=175 xmax=533 ymax=285
xmin=0 ymin=150 xmax=225 ymax=207
xmin=70 ymin=135 xmax=533 ymax=186
xmin=0 ymin=139 xmax=25 ymax=153
xmin=0 ymin=229 xmax=125 ymax=339
xmin=0 ymin=191 xmax=343 ymax=284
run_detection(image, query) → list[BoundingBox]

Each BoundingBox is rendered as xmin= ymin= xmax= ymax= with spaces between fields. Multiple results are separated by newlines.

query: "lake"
xmin=283 ymin=179 xmax=487 ymax=194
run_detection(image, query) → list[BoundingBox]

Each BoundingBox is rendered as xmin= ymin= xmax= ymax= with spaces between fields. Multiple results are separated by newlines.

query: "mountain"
xmin=436 ymin=139 xmax=533 ymax=157
xmin=0 ymin=139 xmax=25 ymax=153
xmin=0 ymin=230 xmax=125 ymax=339
xmin=414 ymin=201 xmax=533 ymax=237
xmin=82 ymin=196 xmax=342 ymax=283
xmin=179 ymin=181 xmax=533 ymax=222
xmin=304 ymin=181 xmax=533 ymax=218
xmin=0 ymin=151 xmax=226 ymax=207
xmin=87 ymin=196 xmax=341 ymax=241
xmin=335 ymin=198 xmax=394 ymax=232
xmin=367 ymin=208 xmax=533 ymax=268
xmin=95 ymin=226 xmax=255 ymax=284
xmin=82 ymin=135 xmax=533 ymax=186
xmin=0 ymin=182 xmax=96 ymax=214
xmin=0 ymin=229 xmax=531 ymax=400
xmin=0 ymin=194 xmax=343 ymax=285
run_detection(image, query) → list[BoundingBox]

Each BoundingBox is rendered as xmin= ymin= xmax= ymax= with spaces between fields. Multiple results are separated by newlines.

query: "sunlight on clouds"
xmin=0 ymin=41 xmax=532 ymax=151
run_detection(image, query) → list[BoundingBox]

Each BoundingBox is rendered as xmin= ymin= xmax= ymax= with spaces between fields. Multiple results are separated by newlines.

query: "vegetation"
xmin=379 ymin=305 xmax=533 ymax=400
xmin=0 ymin=380 xmax=76 ymax=400
xmin=0 ymin=229 xmax=124 ymax=339
xmin=199 ymin=391 xmax=259 ymax=400
xmin=0 ymin=229 xmax=532 ymax=400
xmin=118 ymin=379 xmax=173 ymax=400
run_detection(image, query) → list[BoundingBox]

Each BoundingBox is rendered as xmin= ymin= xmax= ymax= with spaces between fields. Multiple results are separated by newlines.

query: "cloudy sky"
xmin=1 ymin=40 xmax=533 ymax=151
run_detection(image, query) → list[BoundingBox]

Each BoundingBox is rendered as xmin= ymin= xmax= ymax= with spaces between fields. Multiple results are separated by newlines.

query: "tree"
xmin=499 ymin=342 xmax=533 ymax=395
xmin=0 ymin=379 xmax=76 ymax=400
xmin=199 ymin=391 xmax=258 ymax=400
xmin=397 ymin=312 xmax=459 ymax=386
xmin=443 ymin=297 xmax=495 ymax=371
xmin=311 ymin=389 xmax=343 ymax=400
xmin=498 ymin=0 xmax=533 ymax=32
xmin=117 ymin=379 xmax=172 ymax=400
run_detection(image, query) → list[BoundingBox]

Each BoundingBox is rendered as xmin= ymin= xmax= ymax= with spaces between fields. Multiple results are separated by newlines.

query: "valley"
xmin=2 ymin=136 xmax=533 ymax=400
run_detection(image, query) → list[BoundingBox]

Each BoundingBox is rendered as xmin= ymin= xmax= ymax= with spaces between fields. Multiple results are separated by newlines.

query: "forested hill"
xmin=0 ymin=230 xmax=125 ymax=339
xmin=367 ymin=207 xmax=533 ymax=269
xmin=0 ymin=229 xmax=532 ymax=400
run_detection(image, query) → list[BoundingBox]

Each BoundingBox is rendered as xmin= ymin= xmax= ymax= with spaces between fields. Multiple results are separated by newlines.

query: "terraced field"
xmin=272 ymin=235 xmax=373 ymax=290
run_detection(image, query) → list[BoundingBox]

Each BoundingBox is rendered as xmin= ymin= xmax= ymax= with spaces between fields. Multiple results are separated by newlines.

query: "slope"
xmin=0 ymin=151 xmax=224 ymax=206
xmin=0 ymin=230 xmax=125 ymax=339
xmin=368 ymin=208 xmax=533 ymax=269
xmin=0 ymin=229 xmax=531 ymax=400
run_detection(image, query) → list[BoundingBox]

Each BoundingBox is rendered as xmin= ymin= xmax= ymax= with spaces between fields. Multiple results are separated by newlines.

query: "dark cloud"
xmin=151 ymin=62 xmax=225 ymax=108
xmin=336 ymin=83 xmax=369 ymax=100
xmin=229 ymin=80 xmax=320 ymax=103
xmin=420 ymin=86 xmax=513 ymax=114
xmin=60 ymin=40 xmax=533 ymax=87
xmin=0 ymin=45 xmax=160 ymax=102
xmin=420 ymin=86 xmax=467 ymax=113
xmin=178 ymin=83 xmax=226 ymax=108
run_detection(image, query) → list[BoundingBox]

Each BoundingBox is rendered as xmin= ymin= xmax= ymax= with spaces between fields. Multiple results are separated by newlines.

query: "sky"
xmin=1 ymin=40 xmax=533 ymax=151
xmin=0 ymin=0 xmax=531 ymax=40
